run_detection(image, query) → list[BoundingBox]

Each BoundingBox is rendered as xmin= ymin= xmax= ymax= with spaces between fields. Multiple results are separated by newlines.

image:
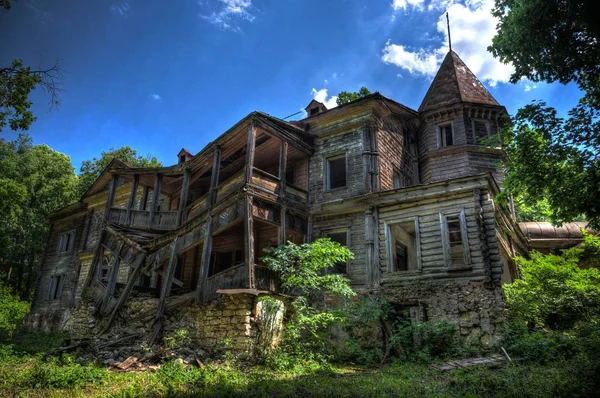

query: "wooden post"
xmin=244 ymin=123 xmax=256 ymax=184
xmin=195 ymin=218 xmax=213 ymax=303
xmin=104 ymin=174 xmax=119 ymax=222
xmin=244 ymin=195 xmax=255 ymax=289
xmin=84 ymin=231 xmax=105 ymax=288
xmin=102 ymin=252 xmax=146 ymax=334
xmin=126 ymin=174 xmax=139 ymax=226
xmin=156 ymin=238 xmax=179 ymax=320
xmin=279 ymin=207 xmax=287 ymax=245
xmin=209 ymin=146 xmax=222 ymax=206
xmin=148 ymin=174 xmax=162 ymax=228
xmin=139 ymin=186 xmax=149 ymax=210
xmin=101 ymin=241 xmax=123 ymax=312
xmin=278 ymin=140 xmax=288 ymax=196
xmin=177 ymin=168 xmax=192 ymax=226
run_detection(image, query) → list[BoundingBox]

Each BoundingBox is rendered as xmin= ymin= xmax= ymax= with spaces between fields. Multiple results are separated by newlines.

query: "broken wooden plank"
xmin=115 ymin=356 xmax=138 ymax=370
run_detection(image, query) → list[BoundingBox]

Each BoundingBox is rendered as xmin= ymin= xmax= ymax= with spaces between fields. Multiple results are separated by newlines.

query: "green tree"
xmin=0 ymin=282 xmax=30 ymax=340
xmin=0 ymin=134 xmax=78 ymax=298
xmin=77 ymin=146 xmax=162 ymax=196
xmin=490 ymin=0 xmax=600 ymax=226
xmin=503 ymin=234 xmax=600 ymax=330
xmin=1 ymin=2 xmax=62 ymax=133
xmin=336 ymin=86 xmax=371 ymax=106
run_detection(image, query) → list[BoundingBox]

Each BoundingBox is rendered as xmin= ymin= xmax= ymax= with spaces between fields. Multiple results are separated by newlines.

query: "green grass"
xmin=0 ymin=345 xmax=597 ymax=398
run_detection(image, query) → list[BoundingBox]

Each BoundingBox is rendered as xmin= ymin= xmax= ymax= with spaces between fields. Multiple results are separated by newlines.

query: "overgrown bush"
xmin=0 ymin=282 xmax=30 ymax=340
xmin=391 ymin=319 xmax=457 ymax=362
xmin=504 ymin=235 xmax=600 ymax=330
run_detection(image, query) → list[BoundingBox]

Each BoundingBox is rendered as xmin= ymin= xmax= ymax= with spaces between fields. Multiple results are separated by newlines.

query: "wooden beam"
xmin=279 ymin=206 xmax=286 ymax=245
xmin=156 ymin=237 xmax=179 ymax=322
xmin=244 ymin=195 xmax=255 ymax=289
xmin=195 ymin=217 xmax=213 ymax=303
xmin=148 ymin=174 xmax=163 ymax=228
xmin=102 ymin=241 xmax=123 ymax=311
xmin=101 ymin=252 xmax=146 ymax=334
xmin=84 ymin=231 xmax=105 ymax=288
xmin=177 ymin=168 xmax=192 ymax=226
xmin=126 ymin=174 xmax=139 ymax=226
xmin=139 ymin=186 xmax=149 ymax=210
xmin=244 ymin=123 xmax=256 ymax=184
xmin=104 ymin=174 xmax=119 ymax=221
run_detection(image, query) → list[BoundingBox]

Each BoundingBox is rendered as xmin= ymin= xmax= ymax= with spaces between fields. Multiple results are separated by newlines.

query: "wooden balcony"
xmin=107 ymin=208 xmax=179 ymax=230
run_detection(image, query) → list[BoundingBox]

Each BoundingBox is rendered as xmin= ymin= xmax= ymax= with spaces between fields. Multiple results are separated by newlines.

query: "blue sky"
xmin=1 ymin=0 xmax=582 ymax=171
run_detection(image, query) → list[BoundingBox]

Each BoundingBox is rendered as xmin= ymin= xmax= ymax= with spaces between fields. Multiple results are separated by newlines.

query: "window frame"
xmin=472 ymin=119 xmax=491 ymax=145
xmin=324 ymin=228 xmax=351 ymax=275
xmin=439 ymin=209 xmax=471 ymax=268
xmin=324 ymin=152 xmax=348 ymax=191
xmin=393 ymin=169 xmax=402 ymax=189
xmin=46 ymin=274 xmax=65 ymax=301
xmin=56 ymin=230 xmax=76 ymax=255
xmin=436 ymin=122 xmax=455 ymax=149
xmin=385 ymin=217 xmax=422 ymax=273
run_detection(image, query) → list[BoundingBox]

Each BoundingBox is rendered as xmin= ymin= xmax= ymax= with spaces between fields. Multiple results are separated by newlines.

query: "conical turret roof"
xmin=419 ymin=51 xmax=499 ymax=113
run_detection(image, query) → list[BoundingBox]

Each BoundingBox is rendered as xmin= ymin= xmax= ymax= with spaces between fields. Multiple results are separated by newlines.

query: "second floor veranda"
xmin=104 ymin=112 xmax=313 ymax=232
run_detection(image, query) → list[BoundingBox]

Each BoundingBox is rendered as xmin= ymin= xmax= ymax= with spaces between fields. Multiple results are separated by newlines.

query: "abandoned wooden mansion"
xmin=26 ymin=51 xmax=588 ymax=349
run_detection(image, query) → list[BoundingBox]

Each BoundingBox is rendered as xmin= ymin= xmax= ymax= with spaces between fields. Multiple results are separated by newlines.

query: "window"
xmin=473 ymin=120 xmax=490 ymax=144
xmin=179 ymin=155 xmax=186 ymax=164
xmin=388 ymin=220 xmax=419 ymax=272
xmin=47 ymin=275 xmax=64 ymax=300
xmin=393 ymin=170 xmax=402 ymax=189
xmin=286 ymin=167 xmax=295 ymax=186
xmin=326 ymin=231 xmax=349 ymax=274
xmin=56 ymin=231 xmax=75 ymax=254
xmin=440 ymin=210 xmax=471 ymax=267
xmin=310 ymin=108 xmax=320 ymax=116
xmin=326 ymin=155 xmax=346 ymax=190
xmin=209 ymin=249 xmax=243 ymax=277
xmin=437 ymin=123 xmax=454 ymax=148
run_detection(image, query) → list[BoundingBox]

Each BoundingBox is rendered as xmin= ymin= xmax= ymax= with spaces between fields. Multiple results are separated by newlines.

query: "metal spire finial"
xmin=446 ymin=12 xmax=452 ymax=52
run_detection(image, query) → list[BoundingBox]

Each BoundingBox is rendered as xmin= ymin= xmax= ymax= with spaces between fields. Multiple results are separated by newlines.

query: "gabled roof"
xmin=419 ymin=51 xmax=499 ymax=113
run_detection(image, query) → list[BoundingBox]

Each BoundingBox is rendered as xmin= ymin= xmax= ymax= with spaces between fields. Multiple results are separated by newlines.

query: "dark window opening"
xmin=56 ymin=231 xmax=75 ymax=254
xmin=326 ymin=231 xmax=348 ymax=274
xmin=447 ymin=215 xmax=465 ymax=266
xmin=209 ymin=249 xmax=244 ymax=277
xmin=438 ymin=124 xmax=453 ymax=148
xmin=395 ymin=241 xmax=408 ymax=271
xmin=393 ymin=171 xmax=402 ymax=189
xmin=179 ymin=155 xmax=186 ymax=164
xmin=474 ymin=121 xmax=489 ymax=144
xmin=310 ymin=108 xmax=320 ymax=116
xmin=327 ymin=155 xmax=346 ymax=189
xmin=286 ymin=167 xmax=295 ymax=185
xmin=47 ymin=275 xmax=63 ymax=300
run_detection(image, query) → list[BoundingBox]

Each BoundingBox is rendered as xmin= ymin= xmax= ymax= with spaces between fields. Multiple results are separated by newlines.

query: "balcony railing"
xmin=108 ymin=208 xmax=179 ymax=231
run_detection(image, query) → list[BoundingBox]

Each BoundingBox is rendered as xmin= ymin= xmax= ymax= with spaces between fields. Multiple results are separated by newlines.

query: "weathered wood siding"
xmin=377 ymin=116 xmax=418 ymax=190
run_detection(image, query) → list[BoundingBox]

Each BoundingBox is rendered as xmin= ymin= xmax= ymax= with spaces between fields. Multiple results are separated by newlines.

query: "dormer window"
xmin=310 ymin=108 xmax=320 ymax=116
xmin=179 ymin=155 xmax=186 ymax=164
xmin=437 ymin=123 xmax=454 ymax=148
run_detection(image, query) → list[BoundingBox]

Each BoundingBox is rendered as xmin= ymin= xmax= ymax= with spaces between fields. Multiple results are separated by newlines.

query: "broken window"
xmin=388 ymin=220 xmax=419 ymax=272
xmin=326 ymin=154 xmax=346 ymax=190
xmin=209 ymin=249 xmax=244 ymax=277
xmin=47 ymin=275 xmax=64 ymax=300
xmin=473 ymin=120 xmax=490 ymax=144
xmin=326 ymin=230 xmax=349 ymax=274
xmin=440 ymin=210 xmax=471 ymax=267
xmin=56 ymin=231 xmax=75 ymax=254
xmin=437 ymin=123 xmax=453 ymax=148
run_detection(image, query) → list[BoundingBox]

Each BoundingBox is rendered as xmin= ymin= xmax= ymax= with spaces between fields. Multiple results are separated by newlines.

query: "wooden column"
xmin=139 ymin=186 xmax=149 ymax=210
xmin=84 ymin=231 xmax=105 ymax=288
xmin=244 ymin=195 xmax=255 ymax=289
xmin=208 ymin=146 xmax=222 ymax=205
xmin=104 ymin=174 xmax=119 ymax=221
xmin=177 ymin=168 xmax=192 ymax=226
xmin=126 ymin=174 xmax=139 ymax=226
xmin=148 ymin=174 xmax=163 ymax=228
xmin=279 ymin=207 xmax=287 ymax=245
xmin=194 ymin=147 xmax=221 ymax=303
xmin=102 ymin=241 xmax=123 ymax=312
xmin=244 ymin=123 xmax=256 ymax=184
xmin=278 ymin=140 xmax=288 ymax=195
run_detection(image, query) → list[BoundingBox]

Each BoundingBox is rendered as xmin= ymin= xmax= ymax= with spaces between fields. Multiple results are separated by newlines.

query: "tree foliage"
xmin=77 ymin=146 xmax=162 ymax=196
xmin=489 ymin=0 xmax=600 ymax=107
xmin=0 ymin=282 xmax=30 ymax=340
xmin=336 ymin=86 xmax=371 ymax=106
xmin=0 ymin=134 xmax=78 ymax=298
xmin=503 ymin=233 xmax=600 ymax=330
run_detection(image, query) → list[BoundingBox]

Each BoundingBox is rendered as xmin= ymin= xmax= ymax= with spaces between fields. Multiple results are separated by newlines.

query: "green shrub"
xmin=0 ymin=282 xmax=30 ymax=340
xmin=391 ymin=319 xmax=457 ymax=362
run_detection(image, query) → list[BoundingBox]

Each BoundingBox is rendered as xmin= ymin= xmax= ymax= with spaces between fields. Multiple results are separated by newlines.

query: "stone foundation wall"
xmin=381 ymin=280 xmax=505 ymax=345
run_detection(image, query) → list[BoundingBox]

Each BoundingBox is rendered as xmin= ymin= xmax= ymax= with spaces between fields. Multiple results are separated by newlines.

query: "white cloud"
xmin=199 ymin=0 xmax=255 ymax=31
xmin=392 ymin=0 xmax=425 ymax=11
xmin=150 ymin=93 xmax=162 ymax=101
xmin=110 ymin=2 xmax=130 ymax=18
xmin=311 ymin=88 xmax=338 ymax=110
xmin=382 ymin=0 xmax=514 ymax=87
xmin=524 ymin=84 xmax=537 ymax=92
